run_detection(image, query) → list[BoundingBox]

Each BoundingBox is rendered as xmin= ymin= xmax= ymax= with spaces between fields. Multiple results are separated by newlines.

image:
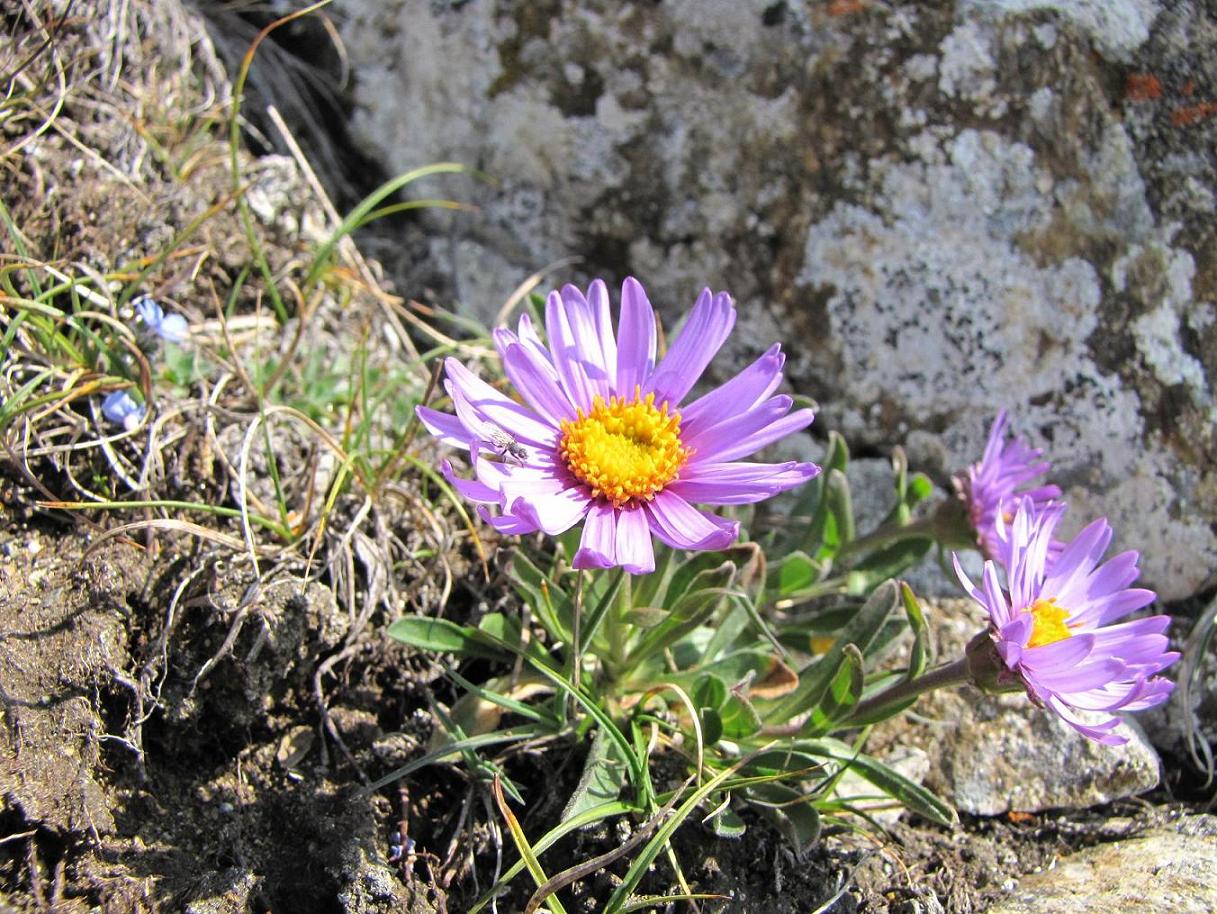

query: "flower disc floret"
xmin=559 ymin=390 xmax=690 ymax=507
xmin=1026 ymin=597 xmax=1071 ymax=648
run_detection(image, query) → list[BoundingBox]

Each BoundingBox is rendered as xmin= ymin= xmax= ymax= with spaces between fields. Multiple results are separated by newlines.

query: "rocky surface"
xmin=340 ymin=0 xmax=1217 ymax=601
xmin=986 ymin=813 xmax=1217 ymax=914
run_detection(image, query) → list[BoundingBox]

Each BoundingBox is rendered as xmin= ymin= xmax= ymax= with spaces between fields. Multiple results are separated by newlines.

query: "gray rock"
xmin=945 ymin=695 xmax=1163 ymax=815
xmin=986 ymin=814 xmax=1217 ymax=914
xmin=339 ymin=0 xmax=1217 ymax=602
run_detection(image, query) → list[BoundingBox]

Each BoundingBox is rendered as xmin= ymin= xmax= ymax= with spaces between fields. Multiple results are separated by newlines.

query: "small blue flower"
xmin=102 ymin=390 xmax=145 ymax=431
xmin=133 ymin=294 xmax=189 ymax=344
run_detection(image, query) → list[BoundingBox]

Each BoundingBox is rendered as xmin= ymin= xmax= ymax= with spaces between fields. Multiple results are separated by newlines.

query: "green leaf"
xmin=508 ymin=551 xmax=573 ymax=644
xmin=901 ymin=582 xmax=931 ymax=679
xmin=845 ymin=537 xmax=932 ymax=595
xmin=478 ymin=612 xmax=554 ymax=666
xmin=663 ymin=551 xmax=730 ymax=608
xmin=744 ymin=782 xmax=821 ymax=852
xmin=795 ymin=738 xmax=956 ymax=827
xmin=907 ymin=472 xmax=934 ymax=505
xmin=719 ymin=692 xmax=763 ymax=739
xmin=801 ymin=643 xmax=864 ymax=736
xmin=622 ymin=606 xmax=669 ymax=628
xmin=775 ymin=550 xmax=820 ymax=595
xmin=707 ymin=801 xmax=747 ymax=839
xmin=740 ymin=748 xmax=827 ymax=780
xmin=699 ymin=706 xmax=724 ymax=746
xmin=386 ymin=615 xmax=509 ymax=662
xmin=692 ymin=674 xmax=728 ymax=711
xmin=562 ymin=728 xmax=630 ymax=823
xmin=627 ymin=563 xmax=736 ymax=664
xmin=765 ymin=581 xmax=899 ymax=725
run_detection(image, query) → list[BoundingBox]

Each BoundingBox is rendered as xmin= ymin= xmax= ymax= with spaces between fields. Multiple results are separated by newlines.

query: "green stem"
xmin=835 ymin=516 xmax=939 ymax=560
xmin=603 ymin=571 xmax=633 ymax=683
xmin=844 ymin=656 xmax=970 ymax=726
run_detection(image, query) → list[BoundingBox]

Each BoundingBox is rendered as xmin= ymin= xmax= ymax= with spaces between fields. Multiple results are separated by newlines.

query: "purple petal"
xmin=644 ymin=289 xmax=735 ymax=406
xmin=501 ymin=342 xmax=577 ymax=425
xmin=442 ymin=460 xmax=499 ymax=504
xmin=615 ymin=277 xmax=657 ymax=394
xmin=644 ymin=490 xmax=739 ymax=551
xmin=615 ymin=506 xmax=656 ymax=574
xmin=524 ymin=488 xmax=593 ymax=535
xmin=445 ymin=360 xmax=558 ymax=447
xmin=478 ymin=504 xmax=541 ymax=536
xmin=545 ymin=290 xmax=598 ymax=411
xmin=416 ymin=405 xmax=469 ymax=449
xmin=669 ymin=460 xmax=820 ymax=504
xmin=1045 ymin=697 xmax=1128 ymax=745
xmin=559 ymin=282 xmax=614 ymax=394
xmin=685 ymin=398 xmax=815 ymax=464
xmin=1029 ymin=657 xmax=1127 ymax=692
xmin=1021 ymin=634 xmax=1095 ymax=671
xmin=679 ymin=344 xmax=786 ymax=433
xmin=586 ymin=279 xmax=618 ymax=389
xmin=953 ymin=553 xmax=985 ymax=606
xmin=983 ymin=559 xmax=1014 ymax=628
xmin=573 ymin=503 xmax=617 ymax=569
xmin=159 ymin=313 xmax=189 ymax=344
xmin=1119 ymin=676 xmax=1175 ymax=711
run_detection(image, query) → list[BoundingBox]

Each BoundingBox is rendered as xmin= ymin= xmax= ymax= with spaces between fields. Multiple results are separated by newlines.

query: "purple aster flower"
xmin=134 ymin=294 xmax=189 ymax=344
xmin=102 ymin=390 xmax=145 ymax=431
xmin=955 ymin=411 xmax=1061 ymax=563
xmin=955 ymin=497 xmax=1178 ymax=745
xmin=417 ymin=277 xmax=820 ymax=574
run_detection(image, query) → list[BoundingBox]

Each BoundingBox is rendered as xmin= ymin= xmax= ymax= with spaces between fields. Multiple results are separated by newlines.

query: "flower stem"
xmin=571 ymin=570 xmax=585 ymax=696
xmin=603 ymin=571 xmax=633 ymax=681
xmin=844 ymin=656 xmax=971 ymax=725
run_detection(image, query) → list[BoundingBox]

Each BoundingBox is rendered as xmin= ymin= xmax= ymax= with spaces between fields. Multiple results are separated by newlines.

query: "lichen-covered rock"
xmin=340 ymin=0 xmax=1217 ymax=600
xmin=986 ymin=814 xmax=1217 ymax=914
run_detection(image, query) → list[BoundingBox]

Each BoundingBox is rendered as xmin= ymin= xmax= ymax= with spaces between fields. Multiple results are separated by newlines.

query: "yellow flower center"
xmin=1025 ymin=597 xmax=1073 ymax=648
xmin=558 ymin=388 xmax=691 ymax=507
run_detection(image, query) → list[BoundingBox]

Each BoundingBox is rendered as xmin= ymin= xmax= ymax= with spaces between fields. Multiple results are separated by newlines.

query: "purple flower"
xmin=955 ymin=498 xmax=1178 ymax=745
xmin=955 ymin=411 xmax=1061 ymax=563
xmin=134 ymin=294 xmax=189 ymax=344
xmin=417 ymin=277 xmax=820 ymax=573
xmin=102 ymin=390 xmax=145 ymax=431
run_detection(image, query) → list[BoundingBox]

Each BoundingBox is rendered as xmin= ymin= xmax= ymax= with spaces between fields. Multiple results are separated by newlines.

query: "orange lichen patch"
xmin=828 ymin=0 xmax=864 ymax=16
xmin=1124 ymin=73 xmax=1163 ymax=102
xmin=1182 ymin=79 xmax=1197 ymax=97
xmin=1171 ymin=101 xmax=1217 ymax=127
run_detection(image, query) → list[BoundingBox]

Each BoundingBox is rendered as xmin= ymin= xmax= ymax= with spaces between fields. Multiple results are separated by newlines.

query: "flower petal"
xmin=416 ymin=405 xmax=469 ymax=449
xmin=586 ymin=279 xmax=618 ymax=390
xmin=442 ymin=460 xmax=499 ymax=504
xmin=644 ymin=490 xmax=739 ymax=551
xmin=679 ymin=343 xmax=786 ymax=433
xmin=615 ymin=506 xmax=656 ymax=574
xmin=445 ymin=359 xmax=558 ymax=448
xmin=615 ymin=277 xmax=657 ymax=394
xmin=685 ymin=398 xmax=815 ymax=464
xmin=669 ymin=460 xmax=820 ymax=505
xmin=501 ymin=342 xmax=577 ymax=425
xmin=573 ymin=502 xmax=618 ymax=569
xmin=644 ymin=288 xmax=735 ymax=406
xmin=546 ymin=288 xmax=599 ymax=409
xmin=524 ymin=488 xmax=593 ymax=535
